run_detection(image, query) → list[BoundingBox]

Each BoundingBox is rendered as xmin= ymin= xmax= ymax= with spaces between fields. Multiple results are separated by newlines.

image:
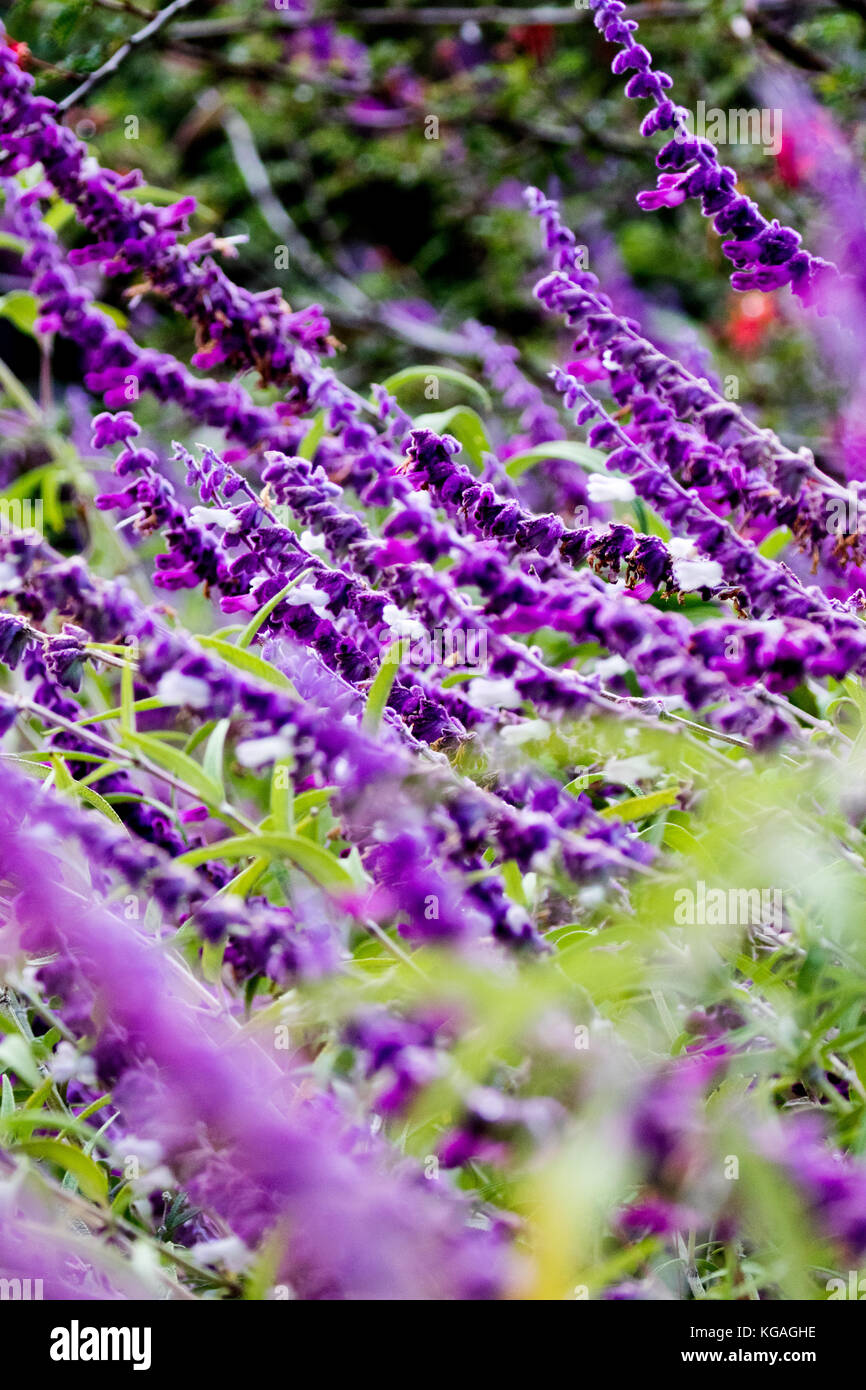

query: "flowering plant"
xmin=1 ymin=0 xmax=866 ymax=1306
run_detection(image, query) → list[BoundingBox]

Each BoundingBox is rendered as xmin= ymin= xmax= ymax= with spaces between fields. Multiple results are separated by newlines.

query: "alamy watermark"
xmin=49 ymin=1320 xmax=151 ymax=1371
xmin=0 ymin=496 xmax=43 ymax=542
xmin=674 ymin=880 xmax=784 ymax=928
xmin=0 ymin=1276 xmax=43 ymax=1299
xmin=676 ymin=101 xmax=782 ymax=157
xmin=379 ymin=626 xmax=488 ymax=670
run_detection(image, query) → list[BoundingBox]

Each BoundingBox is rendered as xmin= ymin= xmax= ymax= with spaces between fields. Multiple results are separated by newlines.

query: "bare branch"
xmin=173 ymin=1 xmax=822 ymax=41
xmin=58 ymin=0 xmax=199 ymax=112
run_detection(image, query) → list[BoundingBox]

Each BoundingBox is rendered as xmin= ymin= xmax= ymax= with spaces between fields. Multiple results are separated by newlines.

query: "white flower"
xmin=594 ymin=654 xmax=629 ymax=680
xmin=189 ymin=506 xmax=242 ymax=533
xmin=300 ymin=529 xmax=326 ymax=554
xmin=673 ymin=557 xmax=724 ymax=592
xmin=51 ymin=1041 xmax=96 ymax=1087
xmin=283 ymin=583 xmax=330 ymax=611
xmin=236 ymin=734 xmax=293 ymax=768
xmin=189 ymin=1236 xmax=251 ymax=1269
xmin=0 ymin=562 xmax=21 ymax=592
xmin=668 ymin=538 xmax=724 ymax=591
xmin=156 ymin=671 xmax=212 ymax=708
xmin=587 ymin=475 xmax=635 ymax=503
xmin=668 ymin=537 xmax=698 ymax=559
xmin=500 ymin=719 xmax=551 ymax=747
xmin=467 ymin=677 xmax=522 ymax=710
xmin=121 ymin=1137 xmax=165 ymax=1171
xmin=382 ymin=604 xmax=426 ymax=641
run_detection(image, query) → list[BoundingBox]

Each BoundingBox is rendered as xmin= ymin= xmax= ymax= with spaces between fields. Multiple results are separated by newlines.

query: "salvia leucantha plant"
xmin=0 ymin=0 xmax=865 ymax=1302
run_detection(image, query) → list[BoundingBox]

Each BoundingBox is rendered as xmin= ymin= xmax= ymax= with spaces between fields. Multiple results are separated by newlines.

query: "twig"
xmin=90 ymin=0 xmax=156 ymax=17
xmin=58 ymin=0 xmax=199 ymax=112
xmin=174 ymin=2 xmax=824 ymax=40
xmin=218 ymin=98 xmax=475 ymax=355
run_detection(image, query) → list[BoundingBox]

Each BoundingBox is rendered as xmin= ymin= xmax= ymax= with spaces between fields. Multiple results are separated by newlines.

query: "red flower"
xmin=725 ymin=291 xmax=777 ymax=354
xmin=7 ymin=39 xmax=30 ymax=68
xmin=509 ymin=24 xmax=555 ymax=62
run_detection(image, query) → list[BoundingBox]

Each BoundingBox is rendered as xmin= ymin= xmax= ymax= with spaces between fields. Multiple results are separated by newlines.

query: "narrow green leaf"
xmin=600 ymin=787 xmax=679 ymax=822
xmin=758 ymin=526 xmax=793 ymax=560
xmin=202 ymin=718 xmax=230 ymax=798
xmin=363 ymin=639 xmax=403 ymax=732
xmin=196 ymin=635 xmax=296 ymax=692
xmin=413 ymin=405 xmax=489 ymax=468
xmin=23 ymin=1076 xmax=54 ymax=1112
xmin=0 ymin=231 xmax=27 ymax=255
xmin=93 ymin=301 xmax=128 ymax=329
xmin=110 ymin=1182 xmax=134 ymax=1218
xmin=49 ymin=754 xmax=74 ymax=791
xmin=121 ymin=730 xmax=223 ymax=805
xmin=505 ymin=441 xmax=609 ymax=481
xmin=16 ymin=1138 xmax=108 ymax=1205
xmin=0 ymin=290 xmax=39 ymax=339
xmin=72 ymin=783 xmax=126 ymax=826
xmin=201 ymin=936 xmax=227 ymax=983
xmin=0 ymin=1035 xmax=41 ymax=1089
xmin=270 ymin=757 xmax=294 ymax=832
xmin=0 ymin=1074 xmax=14 ymax=1122
xmin=292 ymin=787 xmax=337 ymax=819
xmin=238 ymin=582 xmax=295 ymax=650
xmin=380 ymin=365 xmax=492 ymax=413
xmin=120 ymin=656 xmax=135 ymax=732
xmin=214 ymin=856 xmax=271 ymax=900
xmin=299 ymin=410 xmax=327 ymax=461
xmin=178 ymin=832 xmax=356 ymax=894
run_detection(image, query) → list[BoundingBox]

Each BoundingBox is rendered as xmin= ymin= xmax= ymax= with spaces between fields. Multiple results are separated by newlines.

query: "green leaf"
xmin=0 ymin=231 xmax=27 ymax=255
xmin=270 ymin=757 xmax=294 ymax=832
xmin=662 ymin=822 xmax=703 ymax=856
xmin=202 ymin=718 xmax=230 ymax=798
xmin=213 ymin=856 xmax=271 ymax=901
xmin=24 ymin=1076 xmax=57 ymax=1112
xmin=201 ymin=936 xmax=227 ymax=983
xmin=413 ymin=405 xmax=490 ymax=468
xmin=121 ymin=730 xmax=223 ymax=805
xmin=130 ymin=184 xmax=210 ymax=210
xmin=49 ymin=754 xmax=74 ymax=791
xmin=120 ymin=656 xmax=136 ymax=732
xmin=292 ymin=786 xmax=336 ymax=819
xmin=238 ymin=582 xmax=295 ymax=649
xmin=0 ymin=1035 xmax=41 ymax=1090
xmin=44 ymin=200 xmax=76 ymax=232
xmin=196 ymin=635 xmax=296 ymax=692
xmin=72 ymin=783 xmax=126 ymax=826
xmin=564 ymin=773 xmax=606 ymax=796
xmin=178 ymin=832 xmax=357 ymax=894
xmin=0 ymin=1074 xmax=14 ymax=1126
xmin=600 ymin=788 xmax=679 ymax=822
xmin=16 ymin=1138 xmax=108 ymax=1205
xmin=93 ymin=301 xmax=128 ymax=330
xmin=380 ymin=365 xmax=492 ymax=413
xmin=48 ymin=755 xmax=125 ymax=826
xmin=501 ymin=859 xmax=529 ymax=909
xmin=110 ymin=1182 xmax=134 ymax=1218
xmin=363 ymin=639 xmax=403 ymax=732
xmin=758 ymin=526 xmax=793 ymax=560
xmin=0 ymin=290 xmax=40 ymax=339
xmin=299 ymin=410 xmax=327 ymax=461
xmin=505 ymin=441 xmax=609 ymax=481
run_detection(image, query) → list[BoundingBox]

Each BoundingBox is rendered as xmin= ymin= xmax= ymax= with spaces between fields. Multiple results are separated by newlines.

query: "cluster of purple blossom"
xmin=1 ymin=2 xmax=866 ymax=1301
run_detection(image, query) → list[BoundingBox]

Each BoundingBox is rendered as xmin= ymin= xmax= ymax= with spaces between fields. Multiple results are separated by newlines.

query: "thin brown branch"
xmin=58 ymin=0 xmax=200 ymax=112
xmin=173 ymin=1 xmax=822 ymax=41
